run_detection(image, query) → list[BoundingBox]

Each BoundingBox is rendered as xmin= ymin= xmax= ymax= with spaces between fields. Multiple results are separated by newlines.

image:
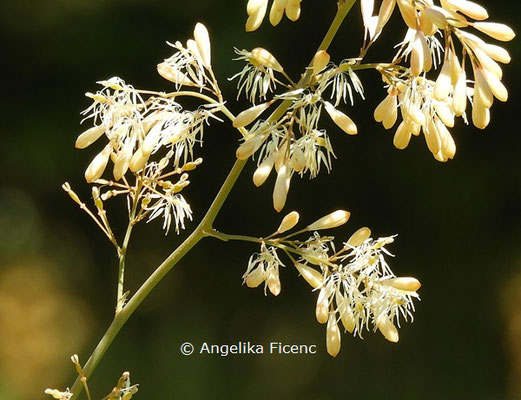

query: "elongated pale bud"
xmin=480 ymin=43 xmax=511 ymax=64
xmin=251 ymin=47 xmax=284 ymax=72
xmin=393 ymin=121 xmax=413 ymax=149
xmin=443 ymin=0 xmax=488 ymax=20
xmin=308 ymin=210 xmax=350 ymax=231
xmin=374 ymin=94 xmax=397 ymax=129
xmin=381 ymin=277 xmax=421 ymax=291
xmin=361 ymin=0 xmax=375 ymax=32
xmin=424 ymin=119 xmax=441 ymax=155
xmin=285 ymin=0 xmax=301 ymax=21
xmin=129 ymin=147 xmax=149 ymax=172
xmin=326 ymin=315 xmax=341 ymax=357
xmin=376 ymin=314 xmax=399 ymax=342
xmin=338 ymin=297 xmax=356 ymax=333
xmin=233 ymin=103 xmax=270 ymax=128
xmin=277 ymin=211 xmax=299 ymax=233
xmin=474 ymin=68 xmax=493 ymax=108
xmin=290 ymin=144 xmax=306 ymax=172
xmin=375 ymin=0 xmax=396 ymax=36
xmin=452 ymin=71 xmax=467 ymax=116
xmin=194 ymin=23 xmax=211 ymax=68
xmin=157 ymin=62 xmax=195 ymax=86
xmin=473 ymin=46 xmax=502 ymax=79
xmin=423 ymin=7 xmax=447 ymax=29
xmin=295 ymin=263 xmax=323 ymax=289
xmin=142 ymin=124 xmax=162 ymax=156
xmin=236 ymin=135 xmax=266 ymax=160
xmin=312 ymin=50 xmax=330 ymax=75
xmin=434 ymin=102 xmax=455 ymax=128
xmin=397 ymin=0 xmax=417 ymax=30
xmin=419 ymin=9 xmax=437 ymax=36
xmin=472 ymin=94 xmax=490 ymax=129
xmin=481 ymin=68 xmax=508 ymax=102
xmin=434 ymin=57 xmax=452 ymax=101
xmin=266 ymin=268 xmax=281 ymax=296
xmin=315 ymin=287 xmax=329 ymax=324
xmin=113 ymin=142 xmax=133 ymax=181
xmin=253 ymin=153 xmax=275 ymax=186
xmin=274 ymin=141 xmax=288 ymax=173
xmin=410 ymin=33 xmax=424 ymax=76
xmin=85 ymin=144 xmax=111 ymax=183
xmin=435 ymin=118 xmax=456 ymax=160
xmin=62 ymin=182 xmax=81 ymax=205
xmin=347 ymin=227 xmax=371 ymax=247
xmin=324 ymin=101 xmax=357 ymax=135
xmin=75 ymin=125 xmax=105 ymax=149
xmin=269 ymin=0 xmax=287 ymax=26
xmin=273 ymin=163 xmax=291 ymax=212
xmin=473 ymin=22 xmax=516 ymax=42
xmin=246 ymin=0 xmax=268 ymax=31
xmin=246 ymin=266 xmax=266 ymax=288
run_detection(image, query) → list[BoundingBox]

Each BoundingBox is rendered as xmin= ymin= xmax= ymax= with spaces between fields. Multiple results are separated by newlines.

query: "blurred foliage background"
xmin=0 ymin=0 xmax=520 ymax=399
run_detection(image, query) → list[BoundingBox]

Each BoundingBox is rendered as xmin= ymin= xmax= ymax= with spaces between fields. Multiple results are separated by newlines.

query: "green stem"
xmin=69 ymin=3 xmax=354 ymax=397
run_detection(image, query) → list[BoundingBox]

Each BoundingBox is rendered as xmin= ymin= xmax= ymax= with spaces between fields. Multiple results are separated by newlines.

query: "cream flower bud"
xmin=376 ymin=314 xmax=399 ymax=343
xmin=157 ymin=62 xmax=195 ymax=86
xmin=375 ymin=0 xmax=396 ymax=36
xmin=273 ymin=163 xmax=291 ymax=212
xmin=194 ymin=23 xmax=211 ymax=68
xmin=410 ymin=32 xmax=425 ymax=76
xmin=315 ymin=287 xmax=329 ymax=324
xmin=290 ymin=144 xmax=306 ymax=172
xmin=142 ymin=123 xmax=162 ymax=156
xmin=269 ymin=0 xmax=287 ymax=26
xmin=326 ymin=315 xmax=342 ymax=357
xmin=295 ymin=263 xmax=323 ymax=289
xmin=267 ymin=267 xmax=281 ymax=296
xmin=251 ymin=47 xmax=284 ymax=72
xmin=233 ymin=103 xmax=271 ymax=128
xmin=424 ymin=119 xmax=442 ymax=156
xmin=323 ymin=101 xmax=357 ymax=135
xmin=481 ymin=67 xmax=508 ymax=102
xmin=397 ymin=0 xmax=417 ymax=30
xmin=374 ymin=94 xmax=397 ymax=129
xmin=480 ymin=43 xmax=511 ymax=64
xmin=85 ymin=144 xmax=111 ymax=183
xmin=435 ymin=118 xmax=456 ymax=160
xmin=419 ymin=9 xmax=437 ymax=36
xmin=473 ymin=22 xmax=516 ymax=42
xmin=253 ymin=153 xmax=275 ymax=187
xmin=434 ymin=102 xmax=455 ymax=128
xmin=393 ymin=121 xmax=412 ymax=149
xmin=347 ymin=227 xmax=372 ymax=247
xmin=381 ymin=277 xmax=421 ymax=291
xmin=312 ymin=50 xmax=330 ymax=75
xmin=113 ymin=142 xmax=133 ymax=181
xmin=246 ymin=266 xmax=266 ymax=288
xmin=75 ymin=125 xmax=105 ymax=149
xmin=473 ymin=46 xmax=502 ymax=79
xmin=443 ymin=0 xmax=488 ymax=20
xmin=434 ymin=57 xmax=452 ymax=101
xmin=129 ymin=147 xmax=149 ymax=172
xmin=423 ymin=7 xmax=448 ymax=29
xmin=452 ymin=71 xmax=467 ymax=116
xmin=277 ymin=211 xmax=299 ymax=233
xmin=307 ymin=210 xmax=351 ymax=231
xmin=472 ymin=94 xmax=490 ymax=129
xmin=337 ymin=295 xmax=356 ymax=333
xmin=236 ymin=135 xmax=266 ymax=160
xmin=285 ymin=0 xmax=302 ymax=21
xmin=246 ymin=0 xmax=268 ymax=31
xmin=474 ymin=68 xmax=494 ymax=108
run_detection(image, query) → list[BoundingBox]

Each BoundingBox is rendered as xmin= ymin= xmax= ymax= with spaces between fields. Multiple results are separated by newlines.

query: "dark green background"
xmin=1 ymin=1 xmax=520 ymax=399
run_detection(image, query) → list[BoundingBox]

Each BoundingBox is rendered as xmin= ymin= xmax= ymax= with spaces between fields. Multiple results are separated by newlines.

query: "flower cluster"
xmin=231 ymin=49 xmax=365 ymax=212
xmin=368 ymin=0 xmax=514 ymax=160
xmin=65 ymin=23 xmax=222 ymax=235
xmin=241 ymin=210 xmax=420 ymax=356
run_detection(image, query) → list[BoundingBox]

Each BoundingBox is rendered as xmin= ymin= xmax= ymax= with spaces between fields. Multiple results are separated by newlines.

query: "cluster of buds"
xmin=232 ymin=49 xmax=365 ymax=212
xmin=245 ymin=0 xmax=302 ymax=31
xmin=66 ymin=23 xmax=223 ymax=234
xmin=369 ymin=0 xmax=514 ymax=160
xmin=241 ymin=209 xmax=420 ymax=356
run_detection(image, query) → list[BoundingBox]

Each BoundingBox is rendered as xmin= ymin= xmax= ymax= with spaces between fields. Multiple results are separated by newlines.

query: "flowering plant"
xmin=48 ymin=0 xmax=514 ymax=398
